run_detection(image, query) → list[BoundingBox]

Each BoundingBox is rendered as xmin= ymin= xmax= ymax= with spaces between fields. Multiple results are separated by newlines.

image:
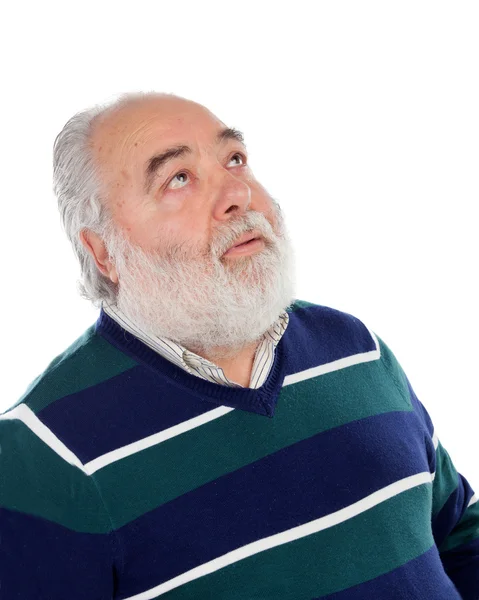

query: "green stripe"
xmin=289 ymin=299 xmax=317 ymax=311
xmin=431 ymin=440 xmax=459 ymax=519
xmin=158 ymin=483 xmax=434 ymax=599
xmin=0 ymin=420 xmax=112 ymax=533
xmin=375 ymin=335 xmax=410 ymax=401
xmin=3 ymin=325 xmax=139 ymax=414
xmin=95 ymin=357 xmax=412 ymax=527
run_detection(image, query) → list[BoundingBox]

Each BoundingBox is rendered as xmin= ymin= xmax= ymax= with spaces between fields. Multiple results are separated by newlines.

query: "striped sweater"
xmin=1 ymin=299 xmax=478 ymax=599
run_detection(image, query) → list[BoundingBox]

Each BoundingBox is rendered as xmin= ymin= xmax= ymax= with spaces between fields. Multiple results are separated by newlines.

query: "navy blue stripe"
xmin=0 ymin=507 xmax=119 ymax=599
xmin=439 ymin=536 xmax=479 ymax=600
xmin=403 ymin=376 xmax=439 ymax=480
xmin=284 ymin=305 xmax=378 ymax=376
xmin=113 ymin=409 xmax=429 ymax=588
xmin=405 ymin=375 xmax=435 ymax=438
xmin=38 ymin=365 xmax=222 ymax=463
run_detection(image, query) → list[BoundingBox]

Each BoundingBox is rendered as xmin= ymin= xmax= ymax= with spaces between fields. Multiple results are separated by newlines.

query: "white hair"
xmin=52 ymin=90 xmax=175 ymax=308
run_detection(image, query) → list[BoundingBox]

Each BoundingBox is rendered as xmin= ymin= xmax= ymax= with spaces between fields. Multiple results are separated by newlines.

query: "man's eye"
xmin=230 ymin=152 xmax=246 ymax=165
xmin=167 ymin=171 xmax=188 ymax=190
xmin=166 ymin=152 xmax=246 ymax=190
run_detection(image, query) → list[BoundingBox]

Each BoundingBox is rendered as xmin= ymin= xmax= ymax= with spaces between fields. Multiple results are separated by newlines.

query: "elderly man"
xmin=0 ymin=92 xmax=478 ymax=600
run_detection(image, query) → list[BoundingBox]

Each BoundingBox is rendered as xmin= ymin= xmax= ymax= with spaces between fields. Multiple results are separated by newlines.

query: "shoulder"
xmin=0 ymin=407 xmax=111 ymax=533
xmin=287 ymin=298 xmax=380 ymax=353
xmin=1 ymin=321 xmax=137 ymax=416
xmin=286 ymin=299 xmax=410 ymax=399
xmin=0 ymin=322 xmax=122 ymax=532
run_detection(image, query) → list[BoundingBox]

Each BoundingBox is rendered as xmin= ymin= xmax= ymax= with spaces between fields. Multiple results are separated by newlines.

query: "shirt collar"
xmin=101 ymin=301 xmax=289 ymax=371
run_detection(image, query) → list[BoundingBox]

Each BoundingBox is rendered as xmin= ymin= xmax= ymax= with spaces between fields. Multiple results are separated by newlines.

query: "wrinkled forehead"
xmin=90 ymin=98 xmax=224 ymax=189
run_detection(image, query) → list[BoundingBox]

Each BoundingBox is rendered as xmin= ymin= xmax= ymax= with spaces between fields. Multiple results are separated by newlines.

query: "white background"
xmin=1 ymin=2 xmax=477 ymax=487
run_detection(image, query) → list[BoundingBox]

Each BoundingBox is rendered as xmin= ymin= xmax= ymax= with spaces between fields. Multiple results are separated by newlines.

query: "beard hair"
xmin=103 ymin=200 xmax=296 ymax=361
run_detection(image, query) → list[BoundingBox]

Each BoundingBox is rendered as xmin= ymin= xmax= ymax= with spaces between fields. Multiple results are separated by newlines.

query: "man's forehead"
xmin=91 ymin=98 xmax=233 ymax=193
xmin=95 ymin=99 xmax=222 ymax=146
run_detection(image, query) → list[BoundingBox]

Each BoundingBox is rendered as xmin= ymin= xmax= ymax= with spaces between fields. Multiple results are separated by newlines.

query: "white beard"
xmin=104 ymin=199 xmax=296 ymax=362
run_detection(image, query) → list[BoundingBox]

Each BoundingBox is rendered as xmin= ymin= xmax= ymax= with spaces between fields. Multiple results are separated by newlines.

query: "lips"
xmin=226 ymin=231 xmax=260 ymax=253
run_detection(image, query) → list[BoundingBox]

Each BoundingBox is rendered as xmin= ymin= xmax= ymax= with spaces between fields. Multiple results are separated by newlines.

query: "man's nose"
xmin=211 ymin=169 xmax=251 ymax=220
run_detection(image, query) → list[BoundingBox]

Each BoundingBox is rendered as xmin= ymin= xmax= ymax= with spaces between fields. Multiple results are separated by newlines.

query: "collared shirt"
xmin=101 ymin=301 xmax=289 ymax=389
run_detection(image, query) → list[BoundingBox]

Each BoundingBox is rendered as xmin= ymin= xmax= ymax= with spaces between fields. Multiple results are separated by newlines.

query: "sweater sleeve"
xmin=0 ymin=411 xmax=122 ymax=599
xmin=376 ymin=332 xmax=479 ymax=600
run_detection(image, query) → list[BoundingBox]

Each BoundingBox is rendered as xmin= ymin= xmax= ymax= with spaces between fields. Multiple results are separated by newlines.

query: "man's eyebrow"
xmin=216 ymin=126 xmax=245 ymax=146
xmin=143 ymin=126 xmax=246 ymax=194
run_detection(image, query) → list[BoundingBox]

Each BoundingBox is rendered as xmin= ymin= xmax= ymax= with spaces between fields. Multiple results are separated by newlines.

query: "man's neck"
xmin=202 ymin=342 xmax=260 ymax=388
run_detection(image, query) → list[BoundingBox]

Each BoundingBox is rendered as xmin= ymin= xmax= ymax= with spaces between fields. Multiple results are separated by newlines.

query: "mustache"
xmin=108 ymin=207 xmax=279 ymax=264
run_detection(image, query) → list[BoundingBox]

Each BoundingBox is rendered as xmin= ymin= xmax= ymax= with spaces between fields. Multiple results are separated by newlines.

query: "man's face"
xmin=91 ymin=95 xmax=279 ymax=257
xmin=90 ymin=95 xmax=296 ymax=360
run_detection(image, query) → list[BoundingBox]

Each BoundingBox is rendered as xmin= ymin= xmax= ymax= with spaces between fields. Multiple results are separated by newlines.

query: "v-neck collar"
xmin=94 ymin=307 xmax=289 ymax=418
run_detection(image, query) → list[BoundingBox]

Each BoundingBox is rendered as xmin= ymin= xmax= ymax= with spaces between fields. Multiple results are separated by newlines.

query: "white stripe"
xmin=84 ymin=405 xmax=235 ymax=475
xmin=467 ymin=493 xmax=478 ymax=508
xmin=283 ymin=330 xmax=381 ymax=386
xmin=0 ymin=404 xmax=85 ymax=472
xmin=122 ymin=471 xmax=433 ymax=599
xmin=432 ymin=431 xmax=439 ymax=450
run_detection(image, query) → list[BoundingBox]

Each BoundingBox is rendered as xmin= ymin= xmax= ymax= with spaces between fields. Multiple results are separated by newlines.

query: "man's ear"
xmin=79 ymin=229 xmax=118 ymax=284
